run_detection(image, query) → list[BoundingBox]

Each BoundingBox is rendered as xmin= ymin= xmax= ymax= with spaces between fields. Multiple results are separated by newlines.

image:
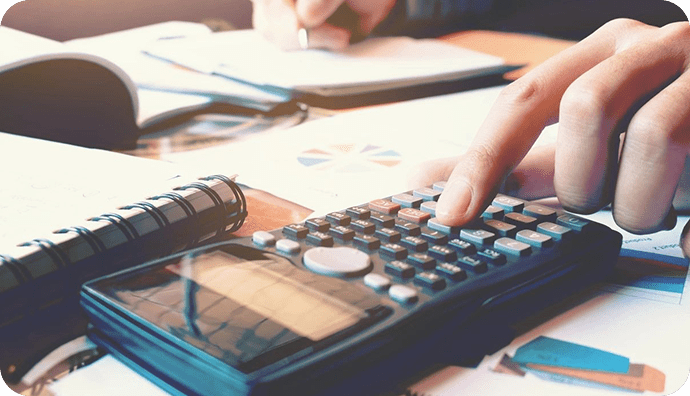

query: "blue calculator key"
xmin=436 ymin=262 xmax=467 ymax=281
xmin=380 ymin=243 xmax=408 ymax=260
xmin=407 ymin=253 xmax=436 ymax=270
xmin=385 ymin=261 xmax=415 ymax=279
xmin=492 ymin=195 xmax=525 ymax=213
xmin=401 ymin=236 xmax=428 ymax=252
xmin=504 ymin=212 xmax=539 ymax=230
xmin=375 ymin=228 xmax=401 ymax=243
xmin=537 ymin=222 xmax=573 ymax=241
xmin=557 ymin=214 xmax=591 ymax=232
xmin=432 ymin=181 xmax=446 ymax=191
xmin=392 ymin=193 xmax=423 ymax=208
xmin=420 ymin=201 xmax=437 ymax=216
xmin=482 ymin=205 xmax=504 ymax=220
xmin=494 ymin=237 xmax=532 ymax=257
xmin=523 ymin=204 xmax=557 ymax=221
xmin=478 ymin=248 xmax=506 ymax=265
xmin=414 ymin=272 xmax=446 ymax=291
xmin=460 ymin=229 xmax=496 ymax=245
xmin=448 ymin=238 xmax=476 ymax=255
xmin=427 ymin=218 xmax=461 ymax=235
xmin=516 ymin=230 xmax=553 ymax=248
xmin=413 ymin=187 xmax=441 ymax=201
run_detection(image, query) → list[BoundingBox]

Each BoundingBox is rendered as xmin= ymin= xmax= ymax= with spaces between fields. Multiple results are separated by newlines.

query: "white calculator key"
xmin=389 ymin=285 xmax=418 ymax=304
xmin=276 ymin=239 xmax=300 ymax=254
xmin=252 ymin=231 xmax=276 ymax=246
xmin=364 ymin=273 xmax=391 ymax=291
xmin=303 ymin=247 xmax=372 ymax=277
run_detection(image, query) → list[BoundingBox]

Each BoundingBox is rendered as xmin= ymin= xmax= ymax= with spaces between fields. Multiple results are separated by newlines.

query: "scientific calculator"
xmin=81 ymin=182 xmax=622 ymax=396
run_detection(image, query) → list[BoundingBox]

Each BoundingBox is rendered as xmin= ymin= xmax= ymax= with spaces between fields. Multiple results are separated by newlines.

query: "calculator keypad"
xmin=254 ymin=187 xmax=594 ymax=306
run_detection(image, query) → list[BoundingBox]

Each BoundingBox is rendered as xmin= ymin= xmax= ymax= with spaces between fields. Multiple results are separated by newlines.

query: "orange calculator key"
xmin=369 ymin=199 xmax=401 ymax=214
xmin=398 ymin=208 xmax=431 ymax=223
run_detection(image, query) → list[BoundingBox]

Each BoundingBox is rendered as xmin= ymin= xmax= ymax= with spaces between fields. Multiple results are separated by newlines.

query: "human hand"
xmin=252 ymin=0 xmax=396 ymax=50
xmin=410 ymin=19 xmax=690 ymax=235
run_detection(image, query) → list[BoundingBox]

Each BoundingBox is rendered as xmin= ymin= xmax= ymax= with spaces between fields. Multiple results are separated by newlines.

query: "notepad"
xmin=145 ymin=30 xmax=514 ymax=99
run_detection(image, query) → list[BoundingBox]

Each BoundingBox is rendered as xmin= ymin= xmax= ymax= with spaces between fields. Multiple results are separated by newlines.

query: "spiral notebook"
xmin=0 ymin=132 xmax=248 ymax=383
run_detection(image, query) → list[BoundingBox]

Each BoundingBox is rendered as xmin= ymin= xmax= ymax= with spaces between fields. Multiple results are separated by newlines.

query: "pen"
xmin=283 ymin=0 xmax=311 ymax=49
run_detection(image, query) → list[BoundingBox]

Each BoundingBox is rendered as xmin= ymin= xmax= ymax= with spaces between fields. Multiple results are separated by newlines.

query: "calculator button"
xmin=448 ymin=239 xmax=476 ymax=255
xmin=458 ymin=256 xmax=488 ymax=273
xmin=303 ymin=247 xmax=372 ymax=277
xmin=389 ymin=285 xmax=418 ymax=304
xmin=432 ymin=181 xmax=446 ymax=191
xmin=478 ymin=248 xmax=506 ymax=266
xmin=421 ymin=228 xmax=449 ymax=245
xmin=326 ymin=212 xmax=351 ymax=226
xmin=482 ymin=205 xmax=504 ymax=220
xmin=385 ymin=261 xmax=415 ymax=279
xmin=346 ymin=206 xmax=371 ymax=220
xmin=398 ymin=208 xmax=431 ymax=223
xmin=413 ymin=187 xmax=441 ymax=201
xmin=305 ymin=218 xmax=330 ymax=232
xmin=436 ymin=262 xmax=467 ymax=281
xmin=380 ymin=243 xmax=408 ymax=260
xmin=537 ymin=222 xmax=573 ymax=241
xmin=329 ymin=225 xmax=355 ymax=241
xmin=370 ymin=213 xmax=395 ymax=228
xmin=504 ymin=212 xmax=539 ymax=230
xmin=392 ymin=193 xmax=423 ymax=208
xmin=364 ymin=273 xmax=391 ymax=291
xmin=407 ymin=253 xmax=436 ymax=270
xmin=420 ymin=201 xmax=437 ymax=215
xmin=276 ymin=239 xmax=301 ymax=254
xmin=375 ymin=228 xmax=402 ymax=243
xmin=523 ymin=205 xmax=557 ymax=221
xmin=428 ymin=245 xmax=457 ymax=262
xmin=306 ymin=232 xmax=334 ymax=247
xmin=369 ymin=199 xmax=400 ymax=215
xmin=401 ymin=236 xmax=428 ymax=252
xmin=484 ymin=219 xmax=517 ymax=237
xmin=414 ymin=272 xmax=446 ymax=291
xmin=427 ymin=218 xmax=461 ymax=235
xmin=252 ymin=231 xmax=276 ymax=246
xmin=460 ymin=229 xmax=496 ymax=245
xmin=494 ymin=237 xmax=532 ymax=257
xmin=354 ymin=235 xmax=381 ymax=250
xmin=350 ymin=219 xmax=376 ymax=234
xmin=394 ymin=220 xmax=422 ymax=236
xmin=492 ymin=195 xmax=525 ymax=213
xmin=283 ymin=224 xmax=309 ymax=239
xmin=557 ymin=214 xmax=591 ymax=232
xmin=516 ymin=230 xmax=553 ymax=248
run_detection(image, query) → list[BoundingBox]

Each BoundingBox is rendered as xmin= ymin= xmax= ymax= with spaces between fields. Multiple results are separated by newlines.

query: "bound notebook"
xmin=0 ymin=132 xmax=248 ymax=384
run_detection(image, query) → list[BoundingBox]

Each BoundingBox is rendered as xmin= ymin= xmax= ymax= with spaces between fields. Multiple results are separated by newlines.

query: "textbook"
xmin=0 ymin=132 xmax=248 ymax=384
xmin=0 ymin=23 xmax=293 ymax=150
xmin=145 ymin=29 xmax=520 ymax=108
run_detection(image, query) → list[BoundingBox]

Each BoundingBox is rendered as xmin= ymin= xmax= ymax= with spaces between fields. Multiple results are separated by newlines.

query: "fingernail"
xmin=436 ymin=180 xmax=472 ymax=225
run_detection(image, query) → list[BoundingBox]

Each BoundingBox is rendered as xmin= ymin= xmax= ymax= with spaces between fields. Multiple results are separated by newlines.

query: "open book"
xmin=0 ymin=23 xmax=293 ymax=150
xmin=0 ymin=132 xmax=247 ymax=384
xmin=145 ymin=29 xmax=519 ymax=108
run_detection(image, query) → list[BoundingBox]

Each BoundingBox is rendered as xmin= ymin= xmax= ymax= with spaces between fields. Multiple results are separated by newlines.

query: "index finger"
xmin=296 ymin=0 xmax=346 ymax=28
xmin=435 ymin=19 xmax=653 ymax=226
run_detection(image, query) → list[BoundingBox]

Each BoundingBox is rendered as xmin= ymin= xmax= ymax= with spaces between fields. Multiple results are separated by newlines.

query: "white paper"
xmin=145 ymin=30 xmax=506 ymax=90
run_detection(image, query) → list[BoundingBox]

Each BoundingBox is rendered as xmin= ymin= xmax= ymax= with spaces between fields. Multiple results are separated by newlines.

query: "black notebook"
xmin=0 ymin=132 xmax=248 ymax=383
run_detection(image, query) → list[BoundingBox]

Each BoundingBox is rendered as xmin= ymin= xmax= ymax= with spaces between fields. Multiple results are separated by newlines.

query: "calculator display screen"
xmin=92 ymin=244 xmax=386 ymax=374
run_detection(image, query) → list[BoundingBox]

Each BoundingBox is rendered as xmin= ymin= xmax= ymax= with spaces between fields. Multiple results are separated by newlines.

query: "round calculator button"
xmin=364 ymin=273 xmax=391 ymax=291
xmin=389 ymin=285 xmax=418 ymax=304
xmin=303 ymin=247 xmax=372 ymax=277
xmin=276 ymin=239 xmax=301 ymax=254
xmin=252 ymin=231 xmax=276 ymax=246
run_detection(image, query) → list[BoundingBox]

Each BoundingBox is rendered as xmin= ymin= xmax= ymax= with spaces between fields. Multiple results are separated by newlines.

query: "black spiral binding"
xmin=174 ymin=181 xmax=227 ymax=237
xmin=201 ymin=174 xmax=248 ymax=233
xmin=121 ymin=201 xmax=171 ymax=229
xmin=89 ymin=213 xmax=140 ymax=241
xmin=20 ymin=238 xmax=71 ymax=268
xmin=150 ymin=192 xmax=200 ymax=247
xmin=0 ymin=254 xmax=33 ymax=284
xmin=56 ymin=226 xmax=108 ymax=255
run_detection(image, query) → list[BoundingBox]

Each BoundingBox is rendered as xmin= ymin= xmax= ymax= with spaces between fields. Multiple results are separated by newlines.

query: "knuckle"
xmin=498 ymin=76 xmax=548 ymax=108
xmin=559 ymin=80 xmax=608 ymax=137
xmin=599 ymin=18 xmax=646 ymax=35
xmin=659 ymin=21 xmax=690 ymax=42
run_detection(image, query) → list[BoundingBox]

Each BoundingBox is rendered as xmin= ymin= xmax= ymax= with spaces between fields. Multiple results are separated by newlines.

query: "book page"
xmin=144 ymin=30 xmax=506 ymax=90
xmin=0 ymin=26 xmax=64 ymax=65
xmin=0 ymin=133 xmax=182 ymax=250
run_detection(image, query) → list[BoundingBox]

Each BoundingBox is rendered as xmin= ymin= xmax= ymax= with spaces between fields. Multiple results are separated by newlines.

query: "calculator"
xmin=80 ymin=183 xmax=622 ymax=396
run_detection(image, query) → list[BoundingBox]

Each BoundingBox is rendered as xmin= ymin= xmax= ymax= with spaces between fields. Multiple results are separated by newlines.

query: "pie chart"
xmin=297 ymin=144 xmax=402 ymax=172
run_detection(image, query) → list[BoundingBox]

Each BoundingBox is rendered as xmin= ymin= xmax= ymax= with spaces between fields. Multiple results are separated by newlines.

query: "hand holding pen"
xmin=251 ymin=0 xmax=396 ymax=50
